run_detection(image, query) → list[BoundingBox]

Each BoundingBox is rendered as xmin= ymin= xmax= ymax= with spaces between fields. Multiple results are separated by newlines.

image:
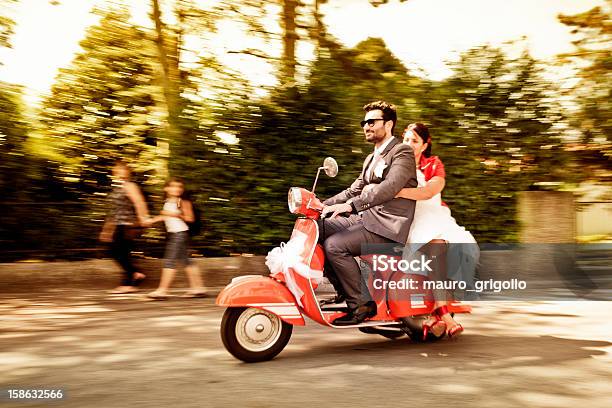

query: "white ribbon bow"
xmin=265 ymin=232 xmax=323 ymax=307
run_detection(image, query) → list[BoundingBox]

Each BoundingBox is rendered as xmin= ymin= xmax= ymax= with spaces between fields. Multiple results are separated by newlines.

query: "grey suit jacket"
xmin=323 ymin=137 xmax=418 ymax=244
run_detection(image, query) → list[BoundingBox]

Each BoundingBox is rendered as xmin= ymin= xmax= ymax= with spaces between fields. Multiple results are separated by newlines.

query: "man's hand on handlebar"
xmin=321 ymin=203 xmax=352 ymax=218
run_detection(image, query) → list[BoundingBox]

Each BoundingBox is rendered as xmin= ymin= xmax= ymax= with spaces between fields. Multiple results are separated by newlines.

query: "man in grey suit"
xmin=321 ymin=101 xmax=418 ymax=326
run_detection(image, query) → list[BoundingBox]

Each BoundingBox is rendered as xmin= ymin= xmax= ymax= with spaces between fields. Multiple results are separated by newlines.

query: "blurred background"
xmin=0 ymin=0 xmax=610 ymax=262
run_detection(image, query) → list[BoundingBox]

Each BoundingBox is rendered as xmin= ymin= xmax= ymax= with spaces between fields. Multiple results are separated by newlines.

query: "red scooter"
xmin=216 ymin=158 xmax=471 ymax=362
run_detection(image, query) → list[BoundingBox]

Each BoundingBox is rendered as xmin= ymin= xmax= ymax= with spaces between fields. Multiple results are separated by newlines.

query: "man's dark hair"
xmin=363 ymin=100 xmax=397 ymax=135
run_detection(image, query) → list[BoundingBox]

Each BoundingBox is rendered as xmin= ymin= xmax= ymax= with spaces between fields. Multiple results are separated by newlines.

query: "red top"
xmin=419 ymin=155 xmax=445 ymax=181
xmin=419 ymin=155 xmax=448 ymax=207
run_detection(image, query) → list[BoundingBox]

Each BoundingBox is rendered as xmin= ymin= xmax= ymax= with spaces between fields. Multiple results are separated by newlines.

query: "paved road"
xmin=1 ymin=289 xmax=611 ymax=408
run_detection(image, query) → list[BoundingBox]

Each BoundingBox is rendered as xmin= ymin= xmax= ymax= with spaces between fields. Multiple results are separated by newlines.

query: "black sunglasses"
xmin=360 ymin=118 xmax=385 ymax=128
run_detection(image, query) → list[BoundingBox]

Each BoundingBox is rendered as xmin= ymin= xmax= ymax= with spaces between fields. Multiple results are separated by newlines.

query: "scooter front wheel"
xmin=221 ymin=307 xmax=293 ymax=363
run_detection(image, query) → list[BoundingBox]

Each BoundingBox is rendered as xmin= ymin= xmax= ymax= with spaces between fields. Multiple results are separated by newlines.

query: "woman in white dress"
xmin=396 ymin=123 xmax=478 ymax=339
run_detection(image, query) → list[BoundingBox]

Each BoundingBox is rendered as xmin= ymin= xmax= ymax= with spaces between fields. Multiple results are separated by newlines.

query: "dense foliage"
xmin=0 ymin=1 xmax=608 ymax=260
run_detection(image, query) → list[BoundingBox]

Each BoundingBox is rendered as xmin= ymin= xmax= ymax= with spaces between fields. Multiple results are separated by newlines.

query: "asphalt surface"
xmin=1 ymin=286 xmax=611 ymax=408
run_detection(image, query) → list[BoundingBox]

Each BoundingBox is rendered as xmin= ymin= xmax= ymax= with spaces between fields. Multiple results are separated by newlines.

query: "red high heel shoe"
xmin=434 ymin=305 xmax=464 ymax=339
xmin=447 ymin=323 xmax=464 ymax=338
xmin=422 ymin=315 xmax=446 ymax=341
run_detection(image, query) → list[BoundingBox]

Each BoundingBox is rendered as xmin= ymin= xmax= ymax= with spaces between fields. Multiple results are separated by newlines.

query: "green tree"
xmin=32 ymin=7 xmax=168 ymax=253
xmin=426 ymin=46 xmax=573 ymax=241
xmin=0 ymin=0 xmax=23 ymax=193
xmin=39 ymin=8 xmax=166 ymax=190
xmin=558 ymin=2 xmax=612 ymax=180
xmin=0 ymin=81 xmax=31 ymax=251
xmin=202 ymin=36 xmax=424 ymax=251
xmin=0 ymin=0 xmax=17 ymax=52
xmin=0 ymin=1 xmax=30 ymax=253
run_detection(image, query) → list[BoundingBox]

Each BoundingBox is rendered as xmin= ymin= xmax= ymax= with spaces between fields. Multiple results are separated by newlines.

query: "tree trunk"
xmin=313 ymin=0 xmax=323 ymax=56
xmin=281 ymin=0 xmax=298 ymax=88
xmin=151 ymin=0 xmax=181 ymax=166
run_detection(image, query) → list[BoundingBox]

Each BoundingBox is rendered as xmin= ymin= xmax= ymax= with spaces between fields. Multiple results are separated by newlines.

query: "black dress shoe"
xmin=333 ymin=301 xmax=377 ymax=326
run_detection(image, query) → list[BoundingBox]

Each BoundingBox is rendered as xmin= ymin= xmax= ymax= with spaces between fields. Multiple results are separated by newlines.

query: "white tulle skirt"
xmin=403 ymin=171 xmax=479 ymax=283
xmin=407 ymin=171 xmax=477 ymax=247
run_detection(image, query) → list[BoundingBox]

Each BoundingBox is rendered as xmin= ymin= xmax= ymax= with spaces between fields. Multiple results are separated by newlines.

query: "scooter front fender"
xmin=216 ymin=275 xmax=305 ymax=326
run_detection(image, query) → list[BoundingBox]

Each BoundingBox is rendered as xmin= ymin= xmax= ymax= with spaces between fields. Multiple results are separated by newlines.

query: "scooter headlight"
xmin=288 ymin=187 xmax=302 ymax=214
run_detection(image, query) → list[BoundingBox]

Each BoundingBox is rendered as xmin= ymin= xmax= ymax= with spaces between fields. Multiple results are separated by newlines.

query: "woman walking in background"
xmin=146 ymin=178 xmax=207 ymax=299
xmin=99 ymin=160 xmax=149 ymax=294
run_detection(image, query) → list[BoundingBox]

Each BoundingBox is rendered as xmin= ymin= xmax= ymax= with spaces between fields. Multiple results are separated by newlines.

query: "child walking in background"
xmin=146 ymin=178 xmax=207 ymax=299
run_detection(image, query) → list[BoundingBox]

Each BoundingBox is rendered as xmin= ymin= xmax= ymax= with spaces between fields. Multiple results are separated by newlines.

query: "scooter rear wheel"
xmin=221 ymin=307 xmax=293 ymax=363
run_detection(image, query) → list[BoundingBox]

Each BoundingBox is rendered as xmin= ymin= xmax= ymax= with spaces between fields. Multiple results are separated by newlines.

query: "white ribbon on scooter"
xmin=265 ymin=232 xmax=323 ymax=307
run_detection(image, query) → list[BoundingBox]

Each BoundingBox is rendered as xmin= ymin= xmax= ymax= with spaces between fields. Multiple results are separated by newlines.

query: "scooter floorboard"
xmin=321 ymin=315 xmax=402 ymax=329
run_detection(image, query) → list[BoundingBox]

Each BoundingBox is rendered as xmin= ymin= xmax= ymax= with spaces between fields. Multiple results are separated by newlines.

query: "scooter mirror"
xmin=323 ymin=157 xmax=338 ymax=178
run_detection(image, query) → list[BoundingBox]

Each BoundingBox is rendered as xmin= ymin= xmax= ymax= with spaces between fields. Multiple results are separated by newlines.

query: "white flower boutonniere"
xmin=374 ymin=161 xmax=388 ymax=178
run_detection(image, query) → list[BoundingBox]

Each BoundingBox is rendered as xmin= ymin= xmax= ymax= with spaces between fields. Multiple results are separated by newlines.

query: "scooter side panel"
xmin=361 ymin=256 xmax=473 ymax=318
xmin=448 ymin=303 xmax=472 ymax=314
xmin=216 ymin=275 xmax=305 ymax=326
xmin=289 ymin=219 xmax=331 ymax=326
xmin=292 ymin=220 xmax=407 ymax=326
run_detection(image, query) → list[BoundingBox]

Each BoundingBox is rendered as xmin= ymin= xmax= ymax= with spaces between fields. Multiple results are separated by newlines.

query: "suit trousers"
xmin=318 ymin=214 xmax=393 ymax=309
